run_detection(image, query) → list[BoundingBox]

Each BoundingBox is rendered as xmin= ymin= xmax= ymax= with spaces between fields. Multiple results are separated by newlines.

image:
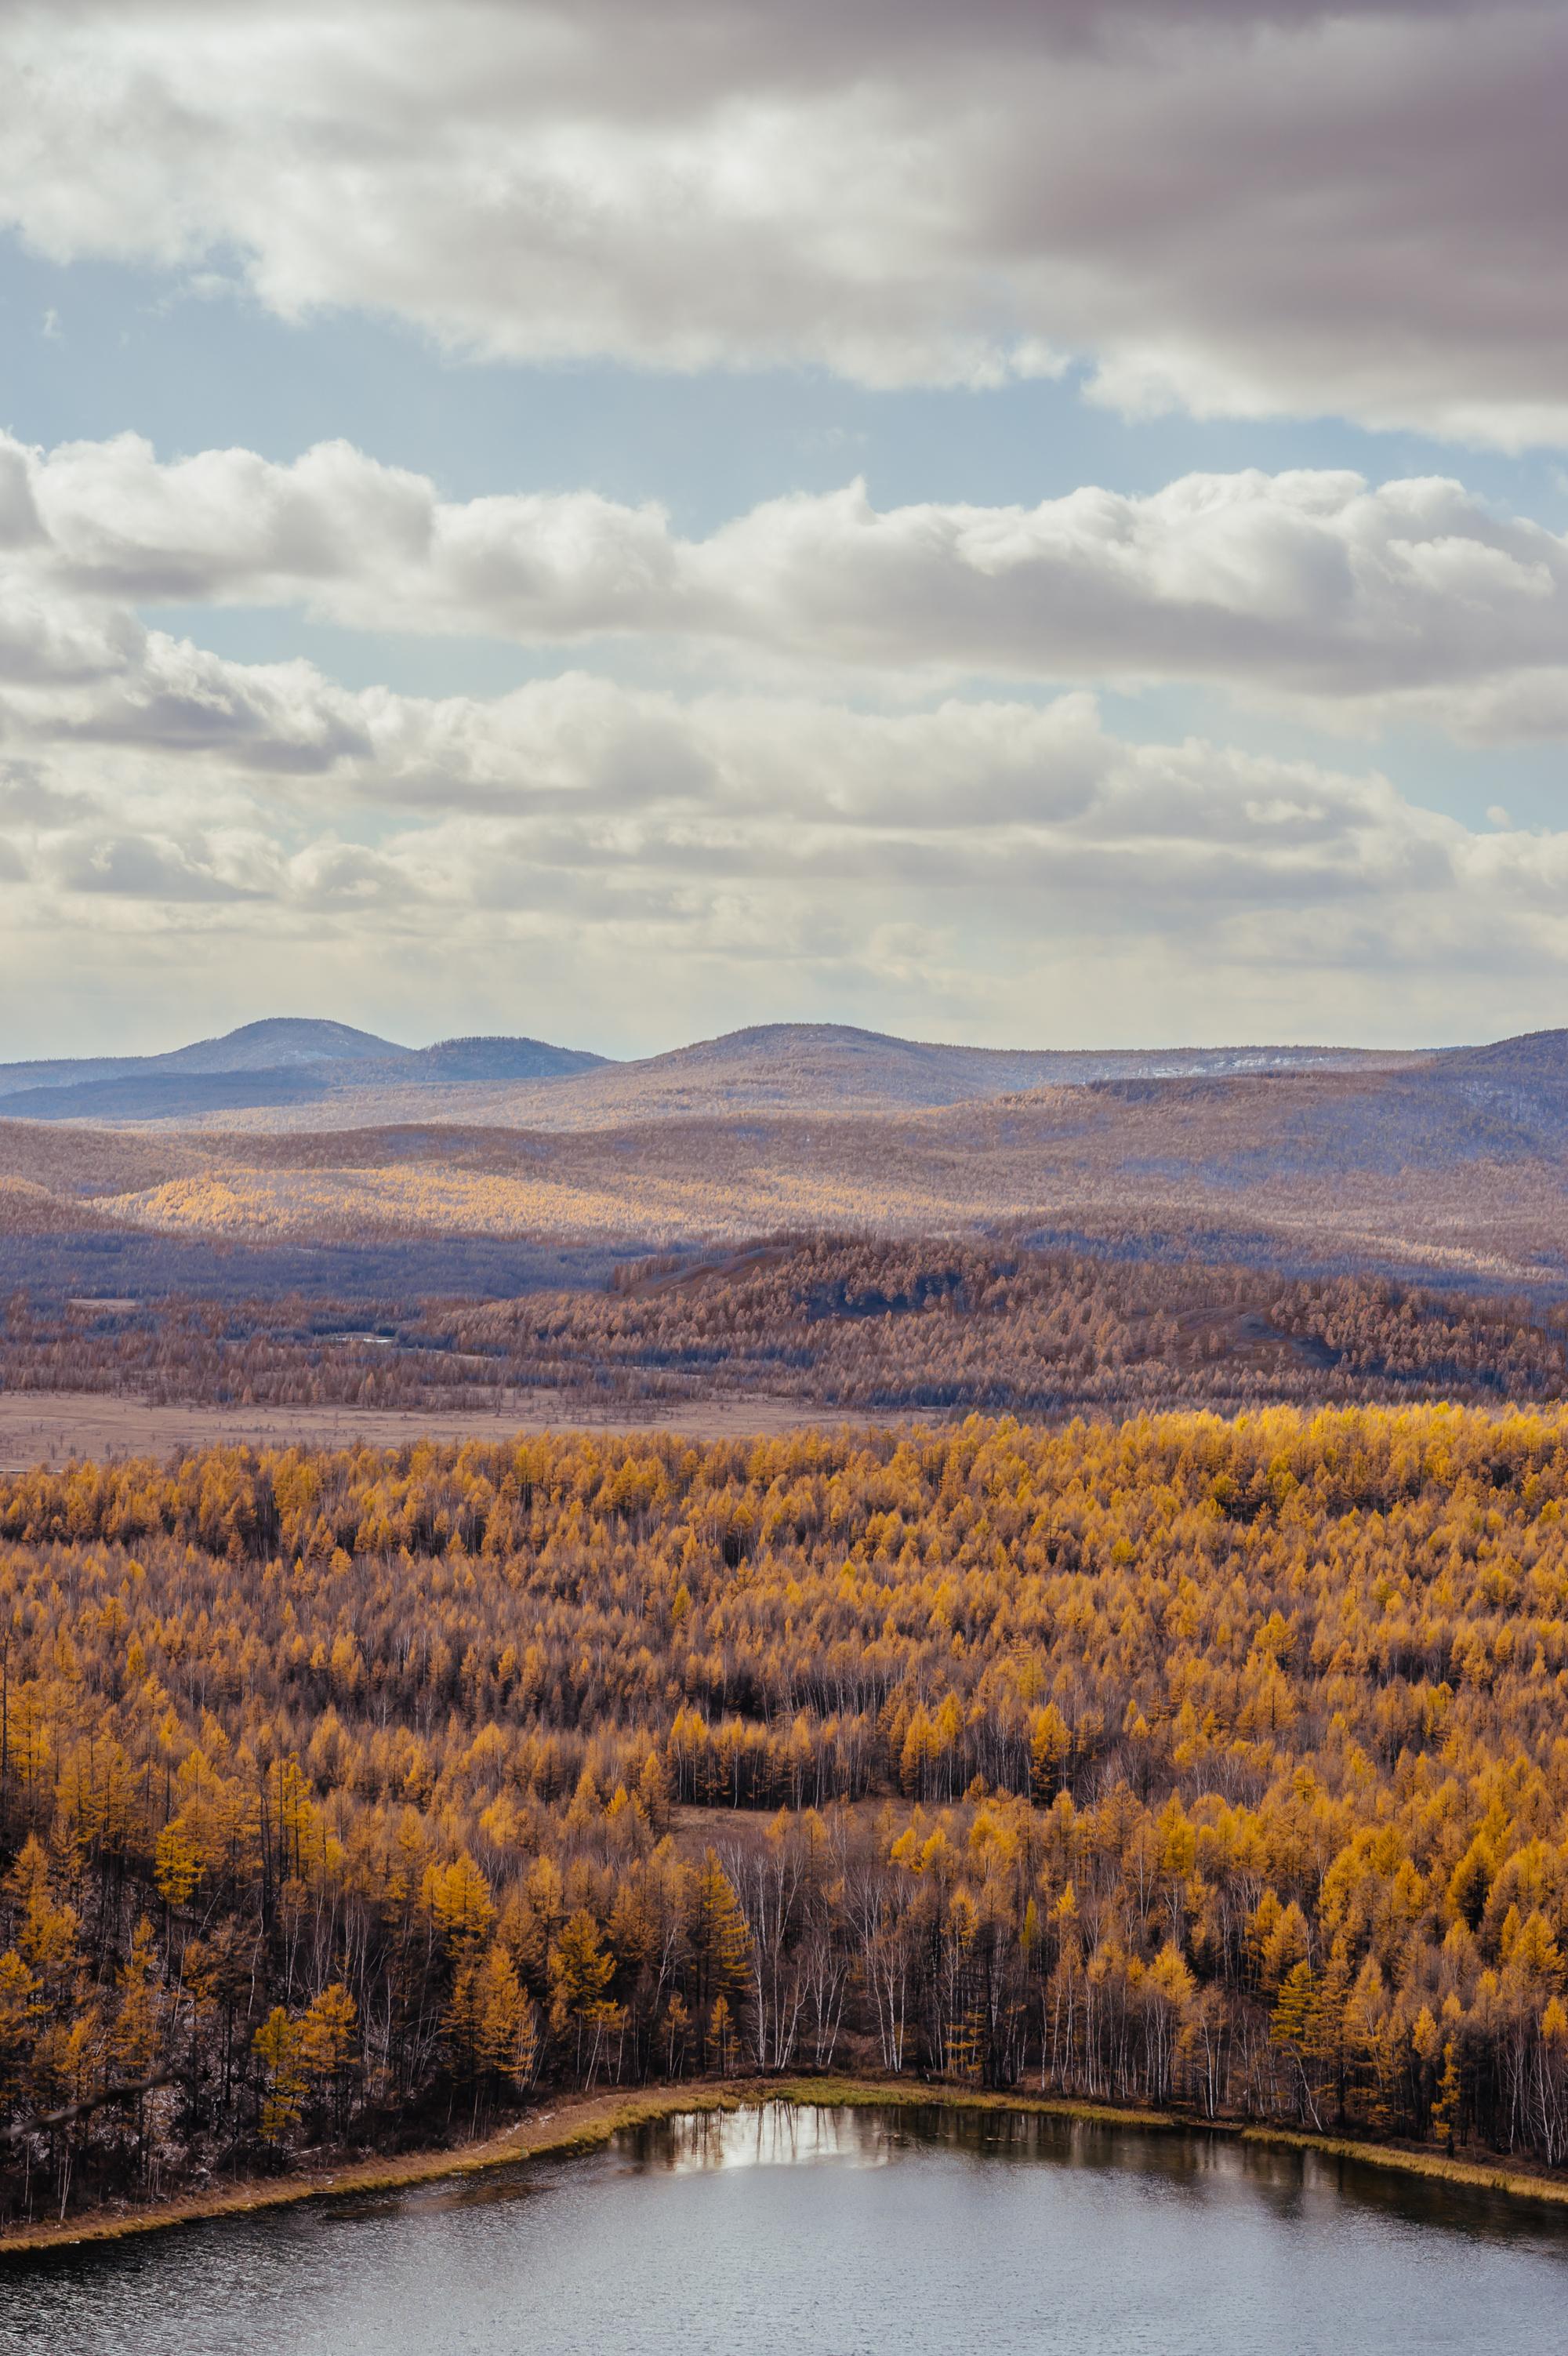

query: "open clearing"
xmin=0 ymin=1388 xmax=886 ymax=1472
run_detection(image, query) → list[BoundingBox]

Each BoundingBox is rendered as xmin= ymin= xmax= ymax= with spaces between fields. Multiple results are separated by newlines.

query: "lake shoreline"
xmin=5 ymin=2074 xmax=1568 ymax=2259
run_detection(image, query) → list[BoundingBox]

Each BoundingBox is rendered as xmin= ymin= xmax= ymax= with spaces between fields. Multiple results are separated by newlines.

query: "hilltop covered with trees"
xmin=5 ymin=1407 xmax=1568 ymax=2223
xmin=6 ymin=1235 xmax=1568 ymax=1424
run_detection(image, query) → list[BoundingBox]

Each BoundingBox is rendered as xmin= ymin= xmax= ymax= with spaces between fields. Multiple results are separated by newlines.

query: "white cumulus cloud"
xmin=8 ymin=431 xmax=1568 ymax=731
xmin=0 ymin=2 xmax=1565 ymax=440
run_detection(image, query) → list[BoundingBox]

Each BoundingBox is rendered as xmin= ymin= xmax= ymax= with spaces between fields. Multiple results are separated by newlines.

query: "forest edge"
xmin=4 ymin=2071 xmax=1568 ymax=2259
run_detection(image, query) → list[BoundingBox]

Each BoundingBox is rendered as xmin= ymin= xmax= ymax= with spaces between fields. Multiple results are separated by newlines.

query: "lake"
xmin=5 ymin=2103 xmax=1567 ymax=2356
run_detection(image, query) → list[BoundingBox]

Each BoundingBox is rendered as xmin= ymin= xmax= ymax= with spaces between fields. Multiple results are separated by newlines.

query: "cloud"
xmin=8 ymin=626 xmax=1568 ymax=1050
xmin=10 ymin=432 xmax=1568 ymax=729
xmin=0 ymin=761 xmax=97 ymax=826
xmin=58 ymin=634 xmax=376 ymax=772
xmin=50 ymin=832 xmax=267 ymax=901
xmin=0 ymin=575 xmax=140 ymax=686
xmin=0 ymin=2 xmax=1563 ymax=440
xmin=0 ymin=644 xmax=1553 ymax=949
xmin=2 ymin=390 xmax=1564 ymax=1050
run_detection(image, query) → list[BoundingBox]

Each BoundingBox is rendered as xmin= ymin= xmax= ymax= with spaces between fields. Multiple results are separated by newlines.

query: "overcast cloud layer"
xmin=3 ymin=0 xmax=1567 ymax=443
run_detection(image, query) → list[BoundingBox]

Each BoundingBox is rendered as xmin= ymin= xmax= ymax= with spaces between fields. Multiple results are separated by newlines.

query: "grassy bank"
xmin=1236 ymin=2121 xmax=1568 ymax=2208
xmin=5 ymin=2076 xmax=1567 ymax=2258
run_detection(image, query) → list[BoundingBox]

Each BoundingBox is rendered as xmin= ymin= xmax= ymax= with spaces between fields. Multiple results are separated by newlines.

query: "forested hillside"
xmin=5 ymin=1407 xmax=1568 ymax=2225
xmin=6 ymin=1238 xmax=1568 ymax=1420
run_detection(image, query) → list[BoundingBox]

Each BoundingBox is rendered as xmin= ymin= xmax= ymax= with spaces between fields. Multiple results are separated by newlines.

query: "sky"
xmin=1 ymin=0 xmax=1566 ymax=1060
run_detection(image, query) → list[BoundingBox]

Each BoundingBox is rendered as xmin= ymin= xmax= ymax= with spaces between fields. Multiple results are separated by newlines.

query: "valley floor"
xmin=0 ymin=1388 xmax=880 ymax=1471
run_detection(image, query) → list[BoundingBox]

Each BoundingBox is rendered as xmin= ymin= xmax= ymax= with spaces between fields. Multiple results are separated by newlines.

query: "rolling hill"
xmin=0 ymin=1018 xmax=608 ymax=1122
xmin=2 ymin=1022 xmax=1566 ymax=1290
xmin=0 ymin=1016 xmax=405 ymax=1097
xmin=0 ymin=1015 xmax=1417 ymax=1131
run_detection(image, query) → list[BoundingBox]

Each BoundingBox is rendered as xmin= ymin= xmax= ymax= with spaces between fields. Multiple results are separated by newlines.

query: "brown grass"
xmin=0 ymin=1389 xmax=885 ymax=1473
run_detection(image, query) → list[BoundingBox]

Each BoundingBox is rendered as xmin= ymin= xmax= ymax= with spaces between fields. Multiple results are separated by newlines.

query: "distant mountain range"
xmin=5 ymin=1016 xmax=1568 ymax=1291
xmin=0 ymin=1014 xmax=1411 ymax=1128
xmin=0 ymin=1020 xmax=607 ymax=1121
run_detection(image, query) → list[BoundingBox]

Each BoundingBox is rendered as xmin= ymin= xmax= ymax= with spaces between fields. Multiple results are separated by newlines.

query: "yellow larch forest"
xmin=5 ymin=1403 xmax=1568 ymax=2226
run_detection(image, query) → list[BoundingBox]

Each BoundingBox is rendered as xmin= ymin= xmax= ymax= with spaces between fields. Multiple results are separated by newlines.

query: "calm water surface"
xmin=5 ymin=2104 xmax=1567 ymax=2356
